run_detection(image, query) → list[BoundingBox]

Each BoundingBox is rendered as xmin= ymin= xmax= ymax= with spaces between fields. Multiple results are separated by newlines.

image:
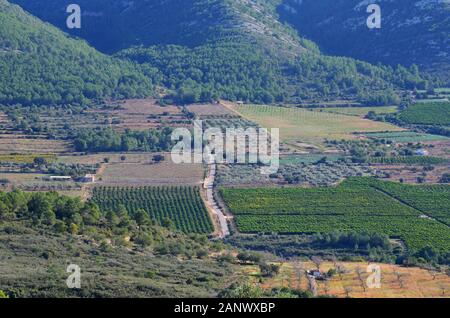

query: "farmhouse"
xmin=307 ymin=269 xmax=327 ymax=281
xmin=415 ymin=149 xmax=429 ymax=156
xmin=79 ymin=174 xmax=96 ymax=183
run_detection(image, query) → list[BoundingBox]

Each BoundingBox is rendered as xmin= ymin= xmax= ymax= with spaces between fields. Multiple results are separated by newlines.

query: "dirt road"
xmin=204 ymin=159 xmax=230 ymax=238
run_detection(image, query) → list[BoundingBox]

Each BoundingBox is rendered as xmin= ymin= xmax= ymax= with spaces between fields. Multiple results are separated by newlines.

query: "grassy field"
xmin=246 ymin=261 xmax=450 ymax=298
xmin=92 ymin=186 xmax=213 ymax=233
xmin=364 ymin=131 xmax=448 ymax=143
xmin=320 ymin=106 xmax=398 ymax=117
xmin=232 ymin=105 xmax=403 ymax=147
xmin=220 ymin=178 xmax=450 ymax=252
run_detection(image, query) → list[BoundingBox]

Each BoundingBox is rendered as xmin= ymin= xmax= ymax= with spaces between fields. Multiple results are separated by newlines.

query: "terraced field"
xmin=220 ymin=178 xmax=450 ymax=252
xmin=92 ymin=186 xmax=213 ymax=234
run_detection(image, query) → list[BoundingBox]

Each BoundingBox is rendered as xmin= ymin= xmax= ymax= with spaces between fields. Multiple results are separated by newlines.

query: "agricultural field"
xmin=371 ymin=181 xmax=450 ymax=226
xmin=186 ymin=102 xmax=238 ymax=118
xmin=232 ymin=104 xmax=403 ymax=148
xmin=320 ymin=106 xmax=398 ymax=117
xmin=220 ymin=178 xmax=450 ymax=252
xmin=368 ymin=156 xmax=448 ymax=165
xmin=86 ymin=99 xmax=189 ymax=131
xmin=280 ymin=154 xmax=344 ymax=165
xmin=0 ymin=135 xmax=71 ymax=154
xmin=91 ymin=186 xmax=213 ymax=234
xmin=369 ymin=164 xmax=449 ymax=184
xmin=0 ymin=153 xmax=56 ymax=164
xmin=74 ymin=152 xmax=205 ymax=187
xmin=99 ymin=161 xmax=204 ymax=186
xmin=0 ymin=172 xmax=83 ymax=192
xmin=399 ymin=102 xmax=450 ymax=125
xmin=0 ymin=99 xmax=189 ymax=142
xmin=364 ymin=131 xmax=449 ymax=143
xmin=247 ymin=261 xmax=450 ymax=298
xmin=203 ymin=118 xmax=259 ymax=131
xmin=216 ymin=160 xmax=373 ymax=187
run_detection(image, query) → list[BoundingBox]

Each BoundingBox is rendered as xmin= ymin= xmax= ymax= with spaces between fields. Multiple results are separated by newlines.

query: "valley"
xmin=0 ymin=0 xmax=449 ymax=300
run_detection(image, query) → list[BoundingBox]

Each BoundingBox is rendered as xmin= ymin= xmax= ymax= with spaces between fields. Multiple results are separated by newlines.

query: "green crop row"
xmin=220 ymin=178 xmax=450 ymax=252
xmin=92 ymin=186 xmax=213 ymax=234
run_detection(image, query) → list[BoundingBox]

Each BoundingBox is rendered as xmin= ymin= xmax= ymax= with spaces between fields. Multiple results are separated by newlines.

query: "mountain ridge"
xmin=0 ymin=0 xmax=156 ymax=106
xmin=3 ymin=0 xmax=428 ymax=105
xmin=278 ymin=0 xmax=450 ymax=84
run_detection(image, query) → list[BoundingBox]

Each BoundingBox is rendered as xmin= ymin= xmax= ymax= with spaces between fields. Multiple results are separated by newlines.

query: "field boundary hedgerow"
xmin=368 ymin=185 xmax=449 ymax=228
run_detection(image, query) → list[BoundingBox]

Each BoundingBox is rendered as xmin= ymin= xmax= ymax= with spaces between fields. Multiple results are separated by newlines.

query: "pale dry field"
xmin=0 ymin=135 xmax=71 ymax=154
xmin=244 ymin=261 xmax=450 ymax=298
xmin=232 ymin=104 xmax=404 ymax=147
xmin=86 ymin=99 xmax=189 ymax=131
xmin=97 ymin=153 xmax=205 ymax=186
xmin=373 ymin=164 xmax=450 ymax=184
xmin=187 ymin=103 xmax=238 ymax=118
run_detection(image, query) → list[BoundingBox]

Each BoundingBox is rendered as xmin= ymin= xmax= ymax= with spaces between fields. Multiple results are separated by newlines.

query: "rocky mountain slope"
xmin=279 ymin=0 xmax=450 ymax=84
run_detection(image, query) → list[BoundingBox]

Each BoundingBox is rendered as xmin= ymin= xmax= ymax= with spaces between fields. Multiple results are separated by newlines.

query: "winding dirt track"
xmin=204 ymin=160 xmax=230 ymax=238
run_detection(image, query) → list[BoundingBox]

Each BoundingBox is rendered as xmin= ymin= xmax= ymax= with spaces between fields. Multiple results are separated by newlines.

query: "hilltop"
xmin=8 ymin=0 xmax=426 ymax=105
xmin=279 ymin=0 xmax=450 ymax=84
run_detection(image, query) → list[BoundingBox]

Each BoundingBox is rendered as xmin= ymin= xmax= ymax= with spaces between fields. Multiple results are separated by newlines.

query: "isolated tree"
xmin=259 ymin=263 xmax=280 ymax=278
xmin=311 ymin=256 xmax=323 ymax=271
xmin=323 ymin=281 xmax=331 ymax=295
xmin=33 ymin=157 xmax=48 ymax=166
xmin=356 ymin=266 xmax=367 ymax=292
xmin=344 ymin=286 xmax=353 ymax=298
xmin=294 ymin=262 xmax=305 ymax=289
xmin=152 ymin=154 xmax=165 ymax=163
xmin=439 ymin=285 xmax=446 ymax=296
xmin=307 ymin=275 xmax=318 ymax=297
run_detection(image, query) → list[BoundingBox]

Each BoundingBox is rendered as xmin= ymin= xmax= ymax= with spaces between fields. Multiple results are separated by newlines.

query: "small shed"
xmin=45 ymin=176 xmax=72 ymax=182
xmin=80 ymin=174 xmax=96 ymax=183
xmin=415 ymin=149 xmax=429 ymax=156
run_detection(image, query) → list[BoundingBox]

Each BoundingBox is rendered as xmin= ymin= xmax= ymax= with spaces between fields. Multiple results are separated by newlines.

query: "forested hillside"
xmin=0 ymin=190 xmax=234 ymax=297
xmin=0 ymin=0 xmax=157 ymax=106
xmin=279 ymin=0 xmax=450 ymax=84
xmin=9 ymin=0 xmax=426 ymax=105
